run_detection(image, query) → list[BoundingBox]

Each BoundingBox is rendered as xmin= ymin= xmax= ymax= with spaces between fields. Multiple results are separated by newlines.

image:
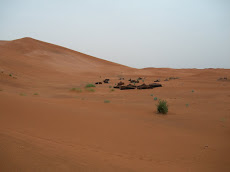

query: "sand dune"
xmin=0 ymin=37 xmax=131 ymax=77
xmin=0 ymin=38 xmax=230 ymax=171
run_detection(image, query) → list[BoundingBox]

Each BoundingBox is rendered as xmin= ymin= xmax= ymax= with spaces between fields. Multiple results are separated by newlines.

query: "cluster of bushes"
xmin=70 ymin=83 xmax=170 ymax=114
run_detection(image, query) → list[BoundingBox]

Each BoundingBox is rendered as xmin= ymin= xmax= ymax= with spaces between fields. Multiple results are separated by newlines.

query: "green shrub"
xmin=104 ymin=100 xmax=110 ymax=103
xmin=169 ymin=77 xmax=179 ymax=80
xmin=220 ymin=117 xmax=226 ymax=122
xmin=34 ymin=93 xmax=39 ymax=95
xmin=71 ymin=88 xmax=82 ymax=92
xmin=150 ymin=94 xmax=154 ymax=96
xmin=156 ymin=99 xmax=168 ymax=114
xmin=192 ymin=90 xmax=194 ymax=93
xmin=109 ymin=86 xmax=112 ymax=88
xmin=20 ymin=93 xmax=26 ymax=96
xmin=86 ymin=88 xmax=95 ymax=92
xmin=111 ymin=89 xmax=115 ymax=92
xmin=9 ymin=73 xmax=12 ymax=77
xmin=154 ymin=97 xmax=158 ymax=101
xmin=186 ymin=103 xmax=189 ymax=107
xmin=85 ymin=84 xmax=96 ymax=88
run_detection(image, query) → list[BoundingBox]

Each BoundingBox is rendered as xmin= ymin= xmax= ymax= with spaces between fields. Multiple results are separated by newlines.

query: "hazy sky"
xmin=1 ymin=0 xmax=230 ymax=68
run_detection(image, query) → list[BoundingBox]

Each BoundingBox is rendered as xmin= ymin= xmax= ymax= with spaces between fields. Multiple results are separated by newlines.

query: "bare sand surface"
xmin=0 ymin=38 xmax=230 ymax=171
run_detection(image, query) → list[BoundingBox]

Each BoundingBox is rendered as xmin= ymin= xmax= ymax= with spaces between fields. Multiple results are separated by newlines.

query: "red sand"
xmin=0 ymin=38 xmax=230 ymax=171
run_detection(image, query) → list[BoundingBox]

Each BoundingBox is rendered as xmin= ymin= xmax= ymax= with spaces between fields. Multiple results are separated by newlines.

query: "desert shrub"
xmin=111 ymin=89 xmax=115 ymax=92
xmin=9 ymin=73 xmax=12 ymax=77
xmin=104 ymin=100 xmax=110 ymax=103
xmin=192 ymin=90 xmax=194 ymax=93
xmin=156 ymin=99 xmax=168 ymax=114
xmin=109 ymin=86 xmax=112 ymax=88
xmin=20 ymin=93 xmax=26 ymax=96
xmin=186 ymin=103 xmax=189 ymax=107
xmin=169 ymin=77 xmax=179 ymax=80
xmin=154 ymin=97 xmax=158 ymax=101
xmin=150 ymin=94 xmax=154 ymax=96
xmin=85 ymin=84 xmax=96 ymax=88
xmin=34 ymin=93 xmax=39 ymax=95
xmin=71 ymin=88 xmax=82 ymax=92
xmin=86 ymin=88 xmax=95 ymax=92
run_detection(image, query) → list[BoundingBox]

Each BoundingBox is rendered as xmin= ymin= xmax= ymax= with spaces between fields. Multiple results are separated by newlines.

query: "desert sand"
xmin=0 ymin=37 xmax=230 ymax=171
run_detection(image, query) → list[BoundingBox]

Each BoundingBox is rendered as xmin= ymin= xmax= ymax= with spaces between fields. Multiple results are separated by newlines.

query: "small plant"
xmin=142 ymin=79 xmax=145 ymax=82
xmin=169 ymin=77 xmax=179 ymax=80
xmin=109 ymin=86 xmax=112 ymax=88
xmin=192 ymin=90 xmax=194 ymax=93
xmin=85 ymin=84 xmax=96 ymax=88
xmin=104 ymin=100 xmax=110 ymax=103
xmin=186 ymin=103 xmax=189 ymax=107
xmin=156 ymin=99 xmax=168 ymax=114
xmin=220 ymin=117 xmax=226 ymax=122
xmin=71 ymin=88 xmax=82 ymax=92
xmin=111 ymin=89 xmax=115 ymax=92
xmin=9 ymin=73 xmax=12 ymax=77
xmin=20 ymin=93 xmax=26 ymax=96
xmin=33 ymin=93 xmax=39 ymax=95
xmin=86 ymin=88 xmax=95 ymax=92
xmin=154 ymin=97 xmax=158 ymax=101
xmin=150 ymin=94 xmax=154 ymax=96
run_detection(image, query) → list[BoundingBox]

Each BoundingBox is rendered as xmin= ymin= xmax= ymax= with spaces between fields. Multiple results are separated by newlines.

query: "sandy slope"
xmin=0 ymin=38 xmax=230 ymax=171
